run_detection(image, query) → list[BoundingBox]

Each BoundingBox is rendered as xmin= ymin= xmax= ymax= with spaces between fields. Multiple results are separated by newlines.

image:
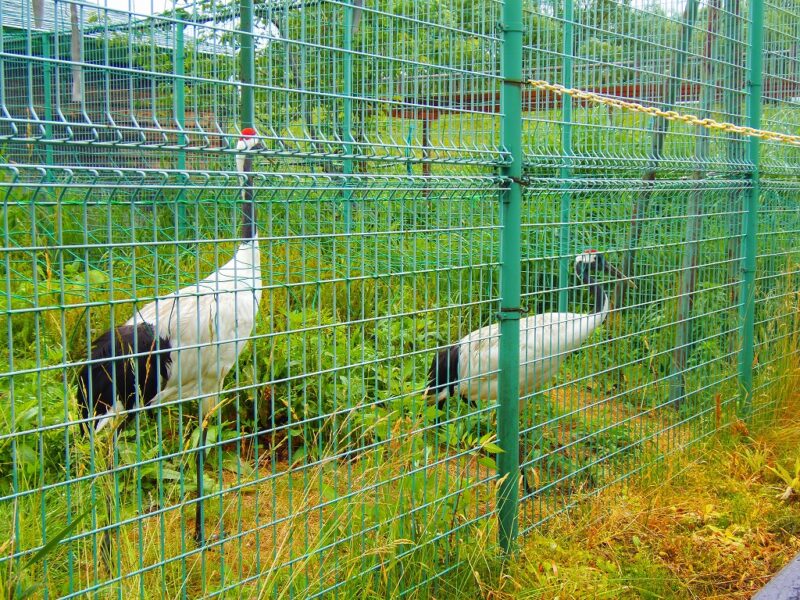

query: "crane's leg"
xmin=194 ymin=423 xmax=207 ymax=545
xmin=101 ymin=426 xmax=121 ymax=568
xmin=101 ymin=496 xmax=113 ymax=567
xmin=519 ymin=399 xmax=534 ymax=497
xmin=520 ymin=444 xmax=535 ymax=497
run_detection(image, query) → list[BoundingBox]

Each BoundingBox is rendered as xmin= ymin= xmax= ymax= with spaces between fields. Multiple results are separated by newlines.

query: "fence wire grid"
xmin=1 ymin=0 xmax=799 ymax=597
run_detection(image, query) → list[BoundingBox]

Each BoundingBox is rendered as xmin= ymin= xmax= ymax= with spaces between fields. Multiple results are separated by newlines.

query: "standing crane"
xmin=77 ymin=128 xmax=263 ymax=545
xmin=424 ymin=250 xmax=633 ymax=489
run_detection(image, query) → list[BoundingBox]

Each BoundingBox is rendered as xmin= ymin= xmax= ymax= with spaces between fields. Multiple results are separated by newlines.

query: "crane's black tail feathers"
xmin=77 ymin=323 xmax=171 ymax=433
xmin=426 ymin=345 xmax=460 ymax=401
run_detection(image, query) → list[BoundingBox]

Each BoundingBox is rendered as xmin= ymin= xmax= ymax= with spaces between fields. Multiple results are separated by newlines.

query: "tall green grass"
xmin=1 ymin=166 xmax=798 ymax=596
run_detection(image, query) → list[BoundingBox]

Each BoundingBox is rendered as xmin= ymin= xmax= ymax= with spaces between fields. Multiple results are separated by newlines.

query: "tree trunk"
xmin=71 ymin=2 xmax=83 ymax=102
xmin=615 ymin=0 xmax=700 ymax=309
xmin=352 ymin=0 xmax=363 ymax=36
xmin=32 ymin=0 xmax=44 ymax=28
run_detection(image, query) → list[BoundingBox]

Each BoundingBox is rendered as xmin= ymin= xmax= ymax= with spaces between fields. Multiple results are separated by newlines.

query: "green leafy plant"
xmin=768 ymin=455 xmax=800 ymax=501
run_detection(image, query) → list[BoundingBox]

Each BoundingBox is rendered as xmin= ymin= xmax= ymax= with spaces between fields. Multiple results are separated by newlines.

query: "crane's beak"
xmin=604 ymin=261 xmax=637 ymax=289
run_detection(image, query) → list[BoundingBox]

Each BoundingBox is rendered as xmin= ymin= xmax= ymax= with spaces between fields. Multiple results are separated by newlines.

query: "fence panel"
xmin=1 ymin=0 xmax=505 ymax=596
xmin=752 ymin=179 xmax=800 ymax=413
xmin=0 ymin=159 xmax=502 ymax=598
xmin=760 ymin=0 xmax=800 ymax=176
xmin=521 ymin=0 xmax=753 ymax=174
xmin=517 ymin=177 xmax=747 ymax=530
xmin=1 ymin=0 xmax=799 ymax=597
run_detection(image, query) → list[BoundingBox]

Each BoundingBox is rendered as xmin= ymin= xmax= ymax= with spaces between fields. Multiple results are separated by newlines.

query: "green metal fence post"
xmin=240 ymin=0 xmax=255 ymax=130
xmin=41 ymin=33 xmax=54 ymax=169
xmin=497 ymin=0 xmax=523 ymax=555
xmin=558 ymin=0 xmax=574 ymax=313
xmin=342 ymin=0 xmax=354 ymax=230
xmin=616 ymin=0 xmax=699 ymax=309
xmin=174 ymin=21 xmax=187 ymax=236
xmin=668 ymin=0 xmax=720 ymax=407
xmin=723 ymin=0 xmax=744 ymax=353
xmin=37 ymin=32 xmax=57 ymax=251
xmin=422 ymin=114 xmax=431 ymax=196
xmin=738 ymin=0 xmax=763 ymax=418
xmin=40 ymin=31 xmax=55 ymax=252
xmin=191 ymin=0 xmax=254 ymax=576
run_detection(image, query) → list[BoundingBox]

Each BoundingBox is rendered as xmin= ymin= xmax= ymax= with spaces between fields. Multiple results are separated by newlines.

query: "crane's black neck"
xmin=577 ymin=266 xmax=608 ymax=315
xmin=240 ymin=155 xmax=255 ymax=240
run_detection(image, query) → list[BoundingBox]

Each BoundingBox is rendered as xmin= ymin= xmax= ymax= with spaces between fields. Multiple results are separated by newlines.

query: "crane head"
xmin=575 ymin=250 xmax=635 ymax=287
xmin=235 ymin=128 xmax=263 ymax=173
xmin=574 ymin=249 xmax=605 ymax=275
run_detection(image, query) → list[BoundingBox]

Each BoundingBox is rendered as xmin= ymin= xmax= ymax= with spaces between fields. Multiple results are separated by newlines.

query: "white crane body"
xmin=424 ymin=250 xmax=631 ymax=493
xmin=448 ymin=301 xmax=609 ymax=404
xmin=93 ymin=240 xmax=262 ymax=432
xmin=77 ymin=128 xmax=263 ymax=544
xmin=426 ymin=250 xmax=628 ymax=406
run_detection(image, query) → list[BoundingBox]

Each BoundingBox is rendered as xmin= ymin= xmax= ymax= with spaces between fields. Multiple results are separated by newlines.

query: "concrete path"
xmin=754 ymin=553 xmax=800 ymax=600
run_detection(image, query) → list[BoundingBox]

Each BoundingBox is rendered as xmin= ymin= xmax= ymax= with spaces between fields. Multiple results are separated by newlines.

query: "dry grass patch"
xmin=482 ymin=394 xmax=800 ymax=599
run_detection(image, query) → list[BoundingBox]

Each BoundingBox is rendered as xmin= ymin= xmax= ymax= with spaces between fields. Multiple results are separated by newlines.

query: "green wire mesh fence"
xmin=0 ymin=0 xmax=798 ymax=596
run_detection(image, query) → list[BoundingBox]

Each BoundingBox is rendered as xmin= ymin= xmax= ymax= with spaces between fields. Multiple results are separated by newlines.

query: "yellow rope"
xmin=527 ymin=79 xmax=800 ymax=147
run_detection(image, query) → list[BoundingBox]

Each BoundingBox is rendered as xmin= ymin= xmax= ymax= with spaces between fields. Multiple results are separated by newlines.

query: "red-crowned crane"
xmin=77 ymin=128 xmax=263 ymax=545
xmin=424 ymin=250 xmax=632 ymax=489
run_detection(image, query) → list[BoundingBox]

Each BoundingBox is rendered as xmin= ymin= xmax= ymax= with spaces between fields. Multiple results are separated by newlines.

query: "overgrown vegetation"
xmin=1 ymin=162 xmax=798 ymax=596
xmin=1 ymin=0 xmax=799 ymax=594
